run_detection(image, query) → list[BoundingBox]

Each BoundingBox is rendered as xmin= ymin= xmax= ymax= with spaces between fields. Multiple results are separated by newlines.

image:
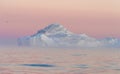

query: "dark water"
xmin=21 ymin=64 xmax=55 ymax=67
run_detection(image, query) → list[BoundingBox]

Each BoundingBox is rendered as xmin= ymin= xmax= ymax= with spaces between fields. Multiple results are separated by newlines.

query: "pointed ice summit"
xmin=18 ymin=24 xmax=120 ymax=48
xmin=34 ymin=23 xmax=72 ymax=37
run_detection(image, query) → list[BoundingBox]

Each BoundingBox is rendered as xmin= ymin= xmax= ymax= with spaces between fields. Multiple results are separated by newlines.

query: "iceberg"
xmin=18 ymin=24 xmax=120 ymax=48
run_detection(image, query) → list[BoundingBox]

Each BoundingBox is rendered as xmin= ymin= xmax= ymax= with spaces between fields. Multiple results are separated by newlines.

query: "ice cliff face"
xmin=18 ymin=24 xmax=120 ymax=48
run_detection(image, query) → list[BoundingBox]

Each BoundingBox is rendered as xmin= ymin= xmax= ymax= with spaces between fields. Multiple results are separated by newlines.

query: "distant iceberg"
xmin=18 ymin=24 xmax=120 ymax=48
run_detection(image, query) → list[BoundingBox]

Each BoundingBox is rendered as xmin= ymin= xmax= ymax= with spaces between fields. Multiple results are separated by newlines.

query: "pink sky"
xmin=0 ymin=0 xmax=120 ymax=38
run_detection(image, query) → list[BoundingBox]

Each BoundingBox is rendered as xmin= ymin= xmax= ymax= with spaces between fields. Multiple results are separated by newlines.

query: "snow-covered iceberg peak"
xmin=36 ymin=23 xmax=72 ymax=36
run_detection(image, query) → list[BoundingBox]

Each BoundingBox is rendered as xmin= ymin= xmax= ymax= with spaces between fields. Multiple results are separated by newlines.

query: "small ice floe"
xmin=101 ymin=63 xmax=120 ymax=71
xmin=73 ymin=64 xmax=89 ymax=69
xmin=0 ymin=64 xmax=17 ymax=67
xmin=72 ymin=54 xmax=87 ymax=56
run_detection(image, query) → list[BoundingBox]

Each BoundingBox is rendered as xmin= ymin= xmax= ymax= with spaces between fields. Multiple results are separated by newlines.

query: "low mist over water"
xmin=0 ymin=38 xmax=17 ymax=47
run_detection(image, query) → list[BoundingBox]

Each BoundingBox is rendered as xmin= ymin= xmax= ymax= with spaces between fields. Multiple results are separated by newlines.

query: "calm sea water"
xmin=0 ymin=47 xmax=120 ymax=74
